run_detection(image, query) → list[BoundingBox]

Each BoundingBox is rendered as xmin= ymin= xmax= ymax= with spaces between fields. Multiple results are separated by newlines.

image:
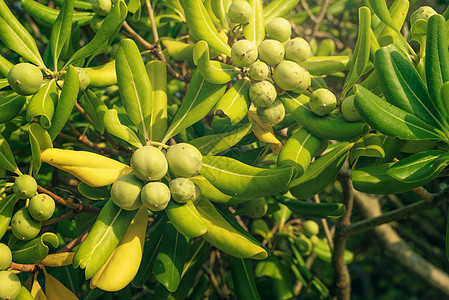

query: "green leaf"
xmin=104 ymin=109 xmax=143 ymax=148
xmin=273 ymin=194 xmax=345 ymax=219
xmin=263 ymin=0 xmax=300 ymax=24
xmin=230 ymin=257 xmax=261 ymax=300
xmin=441 ymin=82 xmax=449 ymax=117
xmin=153 ymin=222 xmax=188 ymax=292
xmin=0 ymin=92 xmax=26 ymax=124
xmin=280 ymin=92 xmax=368 ymax=141
xmin=201 ymin=155 xmax=295 ymax=198
xmin=0 ymin=0 xmax=44 ymax=66
xmin=79 ymin=89 xmax=108 ymax=134
xmin=165 ymin=200 xmax=208 ymax=238
xmin=116 ymin=38 xmax=153 ymax=141
xmin=77 ymin=182 xmax=110 ymax=201
xmin=254 ymin=255 xmax=295 ymax=300
xmin=349 ymin=133 xmax=385 ymax=164
xmin=147 ymin=60 xmax=168 ymax=142
xmin=210 ymin=0 xmax=231 ymax=30
xmin=189 ymin=122 xmax=253 ymax=156
xmin=243 ymin=0 xmax=265 ymax=46
xmin=28 ymin=123 xmax=52 ymax=177
xmin=342 ymin=7 xmax=371 ymax=97
xmin=214 ymin=78 xmax=251 ymax=125
xmin=10 ymin=232 xmax=59 ymax=264
xmin=26 ymin=80 xmax=58 ymax=129
xmin=0 ymin=132 xmax=21 ymax=175
xmin=300 ymin=56 xmax=350 ymax=76
xmin=189 ymin=175 xmax=247 ymax=205
xmin=289 ymin=142 xmax=352 ymax=199
xmin=368 ymin=0 xmax=399 ymax=34
xmin=354 ymin=85 xmax=445 ymax=141
xmin=48 ymin=65 xmax=79 ymax=140
xmin=0 ymin=194 xmax=19 ymax=239
xmin=162 ymin=71 xmax=226 ymax=143
xmin=0 ymin=54 xmax=13 ymax=77
xmin=50 ymin=0 xmax=74 ymax=71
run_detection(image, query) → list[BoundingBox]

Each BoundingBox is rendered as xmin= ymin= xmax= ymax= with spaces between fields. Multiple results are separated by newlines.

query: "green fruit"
xmin=292 ymin=66 xmax=311 ymax=93
xmin=273 ymin=60 xmax=303 ymax=91
xmin=265 ymin=17 xmax=291 ymax=43
xmin=231 ymin=40 xmax=258 ymax=67
xmin=92 ymin=0 xmax=112 ymax=16
xmin=257 ymin=39 xmax=284 ymax=66
xmin=249 ymin=80 xmax=277 ymax=107
xmin=295 ymin=235 xmax=312 ymax=255
xmin=0 ymin=271 xmax=21 ymax=300
xmin=257 ymin=99 xmax=285 ymax=126
xmin=141 ymin=182 xmax=171 ymax=211
xmin=166 ymin=143 xmax=202 ymax=177
xmin=131 ymin=146 xmax=168 ymax=182
xmin=284 ymin=37 xmax=312 ymax=64
xmin=302 ymin=220 xmax=320 ymax=237
xmin=309 ymin=88 xmax=337 ymax=116
xmin=410 ymin=6 xmax=437 ymax=25
xmin=90 ymin=14 xmax=105 ymax=32
xmin=28 ymin=194 xmax=55 ymax=221
xmin=340 ymin=95 xmax=362 ymax=122
xmin=7 ymin=63 xmax=43 ymax=96
xmin=169 ymin=178 xmax=196 ymax=203
xmin=13 ymin=175 xmax=37 ymax=200
xmin=75 ymin=68 xmax=91 ymax=91
xmin=0 ymin=243 xmax=12 ymax=271
xmin=240 ymin=198 xmax=267 ymax=218
xmin=111 ymin=173 xmax=144 ymax=211
xmin=228 ymin=0 xmax=252 ymax=24
xmin=248 ymin=61 xmax=269 ymax=81
xmin=11 ymin=208 xmax=41 ymax=241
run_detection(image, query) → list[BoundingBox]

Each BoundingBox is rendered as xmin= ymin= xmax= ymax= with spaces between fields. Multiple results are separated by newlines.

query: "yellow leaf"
xmin=40 ymin=252 xmax=75 ymax=267
xmin=247 ymin=106 xmax=283 ymax=154
xmin=43 ymin=267 xmax=78 ymax=300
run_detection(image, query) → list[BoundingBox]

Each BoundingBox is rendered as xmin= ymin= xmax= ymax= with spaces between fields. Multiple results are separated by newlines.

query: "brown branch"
xmin=310 ymin=0 xmax=332 ymax=40
xmin=313 ymin=194 xmax=334 ymax=250
xmin=9 ymin=262 xmax=38 ymax=273
xmin=58 ymin=228 xmax=90 ymax=253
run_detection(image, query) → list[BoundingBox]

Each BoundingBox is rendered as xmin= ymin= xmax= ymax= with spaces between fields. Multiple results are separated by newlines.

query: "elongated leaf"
xmin=189 ymin=122 xmax=252 ymax=156
xmin=153 ymin=222 xmax=188 ymax=292
xmin=79 ymin=89 xmax=108 ymax=133
xmin=50 ymin=0 xmax=74 ymax=70
xmin=210 ymin=0 xmax=231 ymax=30
xmin=342 ymin=7 xmax=371 ymax=97
xmin=243 ymin=0 xmax=265 ymax=45
xmin=78 ymin=182 xmax=110 ymax=201
xmin=280 ymin=92 xmax=368 ymax=141
xmin=369 ymin=0 xmax=399 ymax=33
xmin=190 ymin=175 xmax=249 ymax=204
xmin=231 ymin=257 xmax=261 ymax=300
xmin=26 ymin=80 xmax=58 ymax=129
xmin=0 ymin=0 xmax=44 ymax=66
xmin=104 ymin=109 xmax=143 ymax=148
xmin=263 ymin=0 xmax=299 ymax=23
xmin=214 ymin=78 xmax=251 ymax=125
xmin=0 ymin=133 xmax=21 ymax=175
xmin=11 ymin=232 xmax=59 ymax=264
xmin=85 ymin=61 xmax=117 ymax=88
xmin=48 ymin=65 xmax=79 ymax=140
xmin=165 ymin=200 xmax=207 ymax=238
xmin=300 ymin=56 xmax=350 ymax=76
xmin=374 ymin=48 xmax=444 ymax=129
xmin=0 ymin=54 xmax=13 ymax=77
xmin=116 ymin=39 xmax=152 ymax=141
xmin=0 ymin=78 xmax=8 ymax=89
xmin=0 ymin=194 xmax=19 ymax=239
xmin=441 ymin=82 xmax=449 ymax=117
xmin=254 ymin=255 xmax=295 ymax=299
xmin=289 ymin=142 xmax=353 ymax=199
xmin=354 ymin=85 xmax=444 ymax=141
xmin=162 ymin=71 xmax=226 ymax=143
xmin=147 ymin=60 xmax=168 ymax=142
xmin=0 ymin=92 xmax=26 ymax=124
xmin=29 ymin=123 xmax=52 ymax=177
xmin=349 ymin=133 xmax=385 ymax=164
xmin=65 ymin=0 xmax=127 ymax=67
xmin=273 ymin=194 xmax=345 ymax=219
xmin=201 ymin=156 xmax=295 ymax=198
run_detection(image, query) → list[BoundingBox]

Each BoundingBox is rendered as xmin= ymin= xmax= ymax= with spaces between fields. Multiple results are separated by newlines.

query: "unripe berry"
xmin=0 ymin=271 xmax=21 ymax=300
xmin=239 ymin=198 xmax=267 ymax=218
xmin=410 ymin=6 xmax=437 ymax=26
xmin=249 ymin=80 xmax=277 ymax=107
xmin=257 ymin=99 xmax=285 ymax=126
xmin=248 ymin=61 xmax=269 ymax=81
xmin=11 ymin=208 xmax=41 ymax=241
xmin=309 ymin=88 xmax=337 ymax=116
xmin=90 ymin=14 xmax=105 ymax=32
xmin=228 ymin=0 xmax=252 ymax=24
xmin=0 ymin=243 xmax=12 ymax=271
xmin=258 ymin=39 xmax=284 ymax=66
xmin=92 ymin=0 xmax=112 ymax=16
xmin=131 ymin=146 xmax=168 ymax=182
xmin=169 ymin=178 xmax=196 ymax=203
xmin=166 ymin=143 xmax=202 ymax=177
xmin=111 ymin=173 xmax=143 ymax=211
xmin=340 ymin=95 xmax=362 ymax=122
xmin=284 ymin=37 xmax=312 ymax=64
xmin=7 ymin=63 xmax=43 ymax=96
xmin=13 ymin=175 xmax=37 ymax=200
xmin=302 ymin=220 xmax=320 ymax=237
xmin=231 ymin=40 xmax=258 ymax=67
xmin=265 ymin=17 xmax=291 ymax=43
xmin=75 ymin=67 xmax=91 ymax=91
xmin=273 ymin=60 xmax=303 ymax=91
xmin=141 ymin=182 xmax=171 ymax=211
xmin=28 ymin=194 xmax=55 ymax=221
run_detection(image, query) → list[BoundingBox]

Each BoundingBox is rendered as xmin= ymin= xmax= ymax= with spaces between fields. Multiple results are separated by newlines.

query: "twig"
xmin=313 ymin=194 xmax=334 ymax=251
xmin=311 ymin=0 xmax=332 ymax=40
xmin=57 ymin=228 xmax=90 ymax=253
xmin=9 ymin=262 xmax=38 ymax=273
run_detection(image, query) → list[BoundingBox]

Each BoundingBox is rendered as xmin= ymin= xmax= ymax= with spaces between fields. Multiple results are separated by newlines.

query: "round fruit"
xmin=293 ymin=67 xmax=311 ymax=93
xmin=166 ymin=143 xmax=202 ymax=177
xmin=28 ymin=194 xmax=55 ymax=221
xmin=141 ymin=182 xmax=171 ymax=211
xmin=273 ymin=60 xmax=303 ymax=91
xmin=131 ymin=146 xmax=168 ymax=182
xmin=13 ymin=175 xmax=37 ymax=200
xmin=410 ymin=6 xmax=437 ymax=25
xmin=90 ymin=14 xmax=105 ymax=32
xmin=257 ymin=99 xmax=285 ymax=126
xmin=309 ymin=88 xmax=337 ymax=116
xmin=11 ymin=208 xmax=41 ymax=241
xmin=248 ymin=61 xmax=269 ymax=81
xmin=92 ymin=0 xmax=112 ymax=16
xmin=265 ymin=17 xmax=291 ymax=43
xmin=295 ymin=235 xmax=312 ymax=255
xmin=192 ymin=184 xmax=202 ymax=205
xmin=0 ymin=271 xmax=21 ymax=300
xmin=240 ymin=198 xmax=267 ymax=218
xmin=7 ymin=63 xmax=43 ymax=96
xmin=0 ymin=243 xmax=12 ymax=271
xmin=258 ymin=39 xmax=284 ymax=66
xmin=228 ymin=0 xmax=252 ymax=24
xmin=231 ymin=40 xmax=258 ymax=67
xmin=249 ymin=80 xmax=277 ymax=107
xmin=302 ymin=220 xmax=320 ymax=237
xmin=284 ymin=37 xmax=312 ymax=64
xmin=340 ymin=95 xmax=362 ymax=122
xmin=75 ymin=67 xmax=91 ymax=91
xmin=169 ymin=178 xmax=196 ymax=203
xmin=110 ymin=173 xmax=144 ymax=211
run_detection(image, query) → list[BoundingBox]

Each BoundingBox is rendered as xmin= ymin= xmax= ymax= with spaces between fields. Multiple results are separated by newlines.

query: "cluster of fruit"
xmin=295 ymin=220 xmax=320 ymax=256
xmin=227 ymin=1 xmax=312 ymax=126
xmin=110 ymin=143 xmax=203 ymax=212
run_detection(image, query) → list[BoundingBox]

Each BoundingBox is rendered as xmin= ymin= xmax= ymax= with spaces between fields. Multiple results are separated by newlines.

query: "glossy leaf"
xmin=10 ymin=232 xmax=59 ymax=264
xmin=29 ymin=123 xmax=52 ymax=177
xmin=247 ymin=106 xmax=283 ymax=155
xmin=273 ymin=194 xmax=345 ymax=219
xmin=201 ymin=155 xmax=295 ymax=198
xmin=162 ymin=71 xmax=226 ymax=143
xmin=210 ymin=0 xmax=231 ymax=30
xmin=147 ymin=60 xmax=168 ymax=142
xmin=78 ymin=182 xmax=110 ymax=201
xmin=280 ymin=92 xmax=368 ymax=141
xmin=373 ymin=0 xmax=409 ymax=47
xmin=214 ymin=78 xmax=251 ymax=125
xmin=231 ymin=257 xmax=261 ymax=300
xmin=349 ymin=133 xmax=385 ymax=164
xmin=289 ymin=142 xmax=353 ymax=199
xmin=263 ymin=0 xmax=300 ymax=23
xmin=165 ymin=200 xmax=208 ymax=238
xmin=79 ymin=89 xmax=108 ymax=134
xmin=0 ymin=133 xmax=21 ymax=175
xmin=26 ymin=80 xmax=58 ymax=129
xmin=0 ymin=92 xmax=26 ymax=124
xmin=369 ymin=0 xmax=399 ymax=33
xmin=254 ymin=255 xmax=295 ymax=299
xmin=441 ymin=82 xmax=449 ymax=117
xmin=243 ymin=0 xmax=265 ymax=45
xmin=354 ymin=85 xmax=445 ymax=141
xmin=48 ymin=65 xmax=79 ymax=140
xmin=50 ymin=0 xmax=74 ymax=70
xmin=153 ymin=222 xmax=188 ymax=292
xmin=189 ymin=175 xmax=247 ymax=205
xmin=0 ymin=54 xmax=13 ymax=77
xmin=161 ymin=40 xmax=195 ymax=61
xmin=104 ymin=109 xmax=143 ymax=148
xmin=0 ymin=194 xmax=19 ymax=239
xmin=85 ymin=61 xmax=117 ymax=88
xmin=300 ymin=56 xmax=350 ymax=76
